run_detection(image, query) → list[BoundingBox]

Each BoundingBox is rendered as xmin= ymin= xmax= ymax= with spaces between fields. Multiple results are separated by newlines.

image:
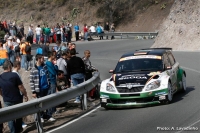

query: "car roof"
xmin=121 ymin=48 xmax=172 ymax=58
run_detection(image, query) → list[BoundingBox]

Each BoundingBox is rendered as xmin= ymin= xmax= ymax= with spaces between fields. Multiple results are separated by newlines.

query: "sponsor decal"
xmin=118 ymin=74 xmax=147 ymax=80
xmin=101 ymin=94 xmax=109 ymax=98
xmin=117 ymin=83 xmax=143 ymax=88
xmin=134 ymin=52 xmax=147 ymax=55
xmin=119 ymin=55 xmax=162 ymax=62
xmin=155 ymin=91 xmax=166 ymax=95
xmin=147 ymin=71 xmax=161 ymax=76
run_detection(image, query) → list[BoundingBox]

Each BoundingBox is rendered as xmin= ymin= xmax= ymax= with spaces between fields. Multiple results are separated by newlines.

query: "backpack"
xmin=66 ymin=27 xmax=71 ymax=32
xmin=97 ymin=26 xmax=102 ymax=34
xmin=14 ymin=45 xmax=20 ymax=52
xmin=36 ymin=47 xmax=43 ymax=55
xmin=25 ymin=45 xmax=31 ymax=53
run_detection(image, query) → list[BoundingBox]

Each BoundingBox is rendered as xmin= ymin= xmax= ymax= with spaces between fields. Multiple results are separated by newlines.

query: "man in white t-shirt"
xmin=56 ymin=53 xmax=70 ymax=86
xmin=35 ymin=25 xmax=42 ymax=44
xmin=89 ymin=25 xmax=96 ymax=33
xmin=89 ymin=25 xmax=96 ymax=40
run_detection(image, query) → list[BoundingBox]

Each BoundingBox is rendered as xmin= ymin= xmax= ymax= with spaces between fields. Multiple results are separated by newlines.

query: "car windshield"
xmin=115 ymin=58 xmax=163 ymax=73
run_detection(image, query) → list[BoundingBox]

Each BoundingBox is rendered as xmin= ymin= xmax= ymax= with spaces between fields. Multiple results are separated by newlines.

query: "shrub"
xmin=160 ymin=3 xmax=166 ymax=10
xmin=36 ymin=13 xmax=43 ymax=21
xmin=53 ymin=0 xmax=67 ymax=7
xmin=37 ymin=0 xmax=45 ymax=5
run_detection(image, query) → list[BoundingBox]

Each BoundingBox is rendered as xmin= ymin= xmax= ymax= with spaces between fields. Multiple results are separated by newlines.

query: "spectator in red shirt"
xmin=83 ymin=24 xmax=88 ymax=41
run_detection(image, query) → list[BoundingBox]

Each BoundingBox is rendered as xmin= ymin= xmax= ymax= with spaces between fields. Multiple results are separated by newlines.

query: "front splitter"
xmin=101 ymin=101 xmax=160 ymax=108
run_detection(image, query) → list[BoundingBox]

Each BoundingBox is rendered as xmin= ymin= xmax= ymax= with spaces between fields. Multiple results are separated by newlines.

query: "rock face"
xmin=152 ymin=0 xmax=200 ymax=51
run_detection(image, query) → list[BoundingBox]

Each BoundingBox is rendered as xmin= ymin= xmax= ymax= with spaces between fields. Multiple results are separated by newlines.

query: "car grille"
xmin=116 ymin=86 xmax=143 ymax=93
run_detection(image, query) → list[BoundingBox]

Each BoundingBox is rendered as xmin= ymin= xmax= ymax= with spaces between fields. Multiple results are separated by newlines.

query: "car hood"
xmin=113 ymin=71 xmax=161 ymax=87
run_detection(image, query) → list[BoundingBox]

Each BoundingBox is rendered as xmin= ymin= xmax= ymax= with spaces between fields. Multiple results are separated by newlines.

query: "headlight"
xmin=145 ymin=80 xmax=161 ymax=91
xmin=106 ymin=83 xmax=116 ymax=92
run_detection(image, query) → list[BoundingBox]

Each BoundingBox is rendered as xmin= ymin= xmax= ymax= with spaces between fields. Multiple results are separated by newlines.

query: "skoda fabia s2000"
xmin=100 ymin=48 xmax=186 ymax=109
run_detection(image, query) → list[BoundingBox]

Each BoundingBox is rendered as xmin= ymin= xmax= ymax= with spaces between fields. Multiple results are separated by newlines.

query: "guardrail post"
xmin=81 ymin=93 xmax=87 ymax=110
xmin=35 ymin=112 xmax=44 ymax=133
xmin=121 ymin=33 xmax=122 ymax=39
xmin=32 ymin=56 xmax=35 ymax=68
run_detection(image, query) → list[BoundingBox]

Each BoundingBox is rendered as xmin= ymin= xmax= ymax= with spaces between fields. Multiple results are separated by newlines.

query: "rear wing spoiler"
xmin=137 ymin=48 xmax=172 ymax=51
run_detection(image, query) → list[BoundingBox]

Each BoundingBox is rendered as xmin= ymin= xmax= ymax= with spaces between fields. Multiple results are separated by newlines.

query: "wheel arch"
xmin=177 ymin=68 xmax=186 ymax=81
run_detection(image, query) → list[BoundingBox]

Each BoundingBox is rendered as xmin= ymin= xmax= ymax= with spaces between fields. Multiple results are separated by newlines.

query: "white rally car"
xmin=100 ymin=48 xmax=186 ymax=108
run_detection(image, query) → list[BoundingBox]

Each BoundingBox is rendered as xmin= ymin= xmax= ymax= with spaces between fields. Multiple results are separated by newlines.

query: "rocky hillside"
xmin=0 ymin=0 xmax=174 ymax=32
xmin=152 ymin=0 xmax=200 ymax=51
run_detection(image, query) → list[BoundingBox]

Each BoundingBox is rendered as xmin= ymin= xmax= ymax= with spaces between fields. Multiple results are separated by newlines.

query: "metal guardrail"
xmin=89 ymin=32 xmax=158 ymax=39
xmin=0 ymin=71 xmax=100 ymax=132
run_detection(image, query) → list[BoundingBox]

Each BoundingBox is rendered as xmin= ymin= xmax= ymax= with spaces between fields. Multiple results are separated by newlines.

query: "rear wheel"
xmin=181 ymin=74 xmax=186 ymax=92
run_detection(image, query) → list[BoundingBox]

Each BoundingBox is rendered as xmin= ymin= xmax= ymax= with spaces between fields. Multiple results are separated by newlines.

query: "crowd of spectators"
xmin=0 ymin=20 xmax=103 ymax=133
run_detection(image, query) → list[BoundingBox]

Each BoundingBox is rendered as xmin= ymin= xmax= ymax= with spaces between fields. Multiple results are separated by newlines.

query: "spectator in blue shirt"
xmin=74 ymin=23 xmax=79 ymax=41
xmin=46 ymin=52 xmax=58 ymax=117
xmin=30 ymin=54 xmax=55 ymax=122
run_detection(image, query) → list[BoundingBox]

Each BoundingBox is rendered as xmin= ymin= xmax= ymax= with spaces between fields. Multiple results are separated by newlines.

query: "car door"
xmin=167 ymin=52 xmax=179 ymax=92
xmin=163 ymin=54 xmax=176 ymax=91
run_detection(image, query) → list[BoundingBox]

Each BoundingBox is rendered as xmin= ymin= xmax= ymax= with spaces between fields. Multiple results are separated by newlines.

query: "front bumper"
xmin=100 ymin=88 xmax=168 ymax=108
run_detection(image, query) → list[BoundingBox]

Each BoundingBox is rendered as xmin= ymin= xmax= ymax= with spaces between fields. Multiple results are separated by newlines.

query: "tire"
xmin=162 ymin=82 xmax=173 ymax=104
xmin=180 ymin=74 xmax=186 ymax=92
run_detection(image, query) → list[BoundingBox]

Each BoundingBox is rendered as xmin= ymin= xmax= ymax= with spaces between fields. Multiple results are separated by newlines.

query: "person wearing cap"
xmin=57 ymin=52 xmax=69 ymax=86
xmin=4 ymin=36 xmax=15 ymax=63
xmin=55 ymin=40 xmax=62 ymax=59
xmin=67 ymin=48 xmax=85 ymax=103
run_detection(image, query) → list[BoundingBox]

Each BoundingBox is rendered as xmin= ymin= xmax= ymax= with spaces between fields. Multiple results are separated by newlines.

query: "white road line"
xmin=181 ymin=66 xmax=200 ymax=74
xmin=174 ymin=66 xmax=200 ymax=133
xmin=46 ymin=106 xmax=101 ymax=133
xmin=173 ymin=50 xmax=200 ymax=52
xmin=175 ymin=119 xmax=200 ymax=133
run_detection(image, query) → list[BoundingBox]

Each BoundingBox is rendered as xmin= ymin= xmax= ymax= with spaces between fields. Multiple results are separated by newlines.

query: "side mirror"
xmin=109 ymin=70 xmax=114 ymax=73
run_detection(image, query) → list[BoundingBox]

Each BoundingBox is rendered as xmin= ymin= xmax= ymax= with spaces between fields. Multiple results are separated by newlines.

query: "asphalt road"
xmin=46 ymin=39 xmax=200 ymax=133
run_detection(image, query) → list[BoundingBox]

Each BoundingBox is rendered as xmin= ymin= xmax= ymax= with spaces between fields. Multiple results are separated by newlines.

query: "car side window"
xmin=168 ymin=53 xmax=176 ymax=66
xmin=163 ymin=54 xmax=171 ymax=69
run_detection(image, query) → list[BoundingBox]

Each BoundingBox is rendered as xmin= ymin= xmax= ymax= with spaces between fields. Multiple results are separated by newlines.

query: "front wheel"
xmin=161 ymin=82 xmax=173 ymax=104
